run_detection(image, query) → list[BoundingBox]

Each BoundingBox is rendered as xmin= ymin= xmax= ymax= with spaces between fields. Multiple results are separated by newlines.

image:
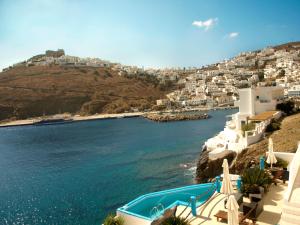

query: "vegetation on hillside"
xmin=276 ymin=100 xmax=296 ymax=115
xmin=265 ymin=119 xmax=281 ymax=132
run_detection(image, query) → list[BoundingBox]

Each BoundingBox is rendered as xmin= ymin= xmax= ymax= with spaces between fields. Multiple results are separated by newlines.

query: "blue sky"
xmin=1 ymin=0 xmax=300 ymax=70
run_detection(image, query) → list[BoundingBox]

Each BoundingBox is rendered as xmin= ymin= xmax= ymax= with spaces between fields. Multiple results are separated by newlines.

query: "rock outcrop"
xmin=144 ymin=113 xmax=209 ymax=122
xmin=195 ymin=147 xmax=237 ymax=183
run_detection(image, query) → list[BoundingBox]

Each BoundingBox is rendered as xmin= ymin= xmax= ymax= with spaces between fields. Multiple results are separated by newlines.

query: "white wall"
xmin=238 ymin=88 xmax=255 ymax=115
xmin=274 ymin=152 xmax=295 ymax=171
xmin=254 ymin=100 xmax=277 ymax=114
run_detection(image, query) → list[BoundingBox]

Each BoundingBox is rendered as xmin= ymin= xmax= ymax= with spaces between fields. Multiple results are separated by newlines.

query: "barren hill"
xmin=0 ymin=65 xmax=169 ymax=121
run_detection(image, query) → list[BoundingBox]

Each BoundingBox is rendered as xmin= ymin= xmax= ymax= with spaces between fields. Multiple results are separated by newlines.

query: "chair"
xmin=214 ymin=202 xmax=258 ymax=224
xmin=270 ymin=169 xmax=289 ymax=185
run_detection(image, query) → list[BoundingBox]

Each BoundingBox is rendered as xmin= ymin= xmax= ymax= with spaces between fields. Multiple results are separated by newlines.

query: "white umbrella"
xmin=221 ymin=159 xmax=234 ymax=195
xmin=226 ymin=195 xmax=239 ymax=225
xmin=267 ymin=138 xmax=277 ymax=168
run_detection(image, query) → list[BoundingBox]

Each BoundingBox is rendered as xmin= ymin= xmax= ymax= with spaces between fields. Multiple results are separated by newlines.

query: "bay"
xmin=0 ymin=109 xmax=236 ymax=225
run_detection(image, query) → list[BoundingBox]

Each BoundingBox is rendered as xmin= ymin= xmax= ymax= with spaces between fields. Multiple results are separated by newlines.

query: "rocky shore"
xmin=195 ymin=146 xmax=236 ymax=183
xmin=144 ymin=112 xmax=209 ymax=122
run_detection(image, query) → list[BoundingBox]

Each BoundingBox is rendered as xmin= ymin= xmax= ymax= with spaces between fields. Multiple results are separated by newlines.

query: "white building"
xmin=234 ymin=86 xmax=284 ymax=130
xmin=206 ymin=86 xmax=284 ymax=158
xmin=288 ymin=85 xmax=300 ymax=97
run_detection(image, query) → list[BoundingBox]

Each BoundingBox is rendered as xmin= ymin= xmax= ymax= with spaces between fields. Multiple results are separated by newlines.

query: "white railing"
xmin=244 ymin=119 xmax=271 ymax=146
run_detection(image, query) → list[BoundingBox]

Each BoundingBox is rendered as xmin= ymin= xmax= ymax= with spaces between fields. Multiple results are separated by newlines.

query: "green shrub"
xmin=103 ymin=214 xmax=124 ymax=225
xmin=160 ymin=216 xmax=190 ymax=225
xmin=276 ymin=101 xmax=295 ymax=115
xmin=266 ymin=119 xmax=281 ymax=132
xmin=241 ymin=123 xmax=256 ymax=137
xmin=241 ymin=167 xmax=272 ymax=195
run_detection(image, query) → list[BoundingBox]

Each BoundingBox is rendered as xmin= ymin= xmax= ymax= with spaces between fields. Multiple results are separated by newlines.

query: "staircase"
xmin=280 ymin=188 xmax=300 ymax=225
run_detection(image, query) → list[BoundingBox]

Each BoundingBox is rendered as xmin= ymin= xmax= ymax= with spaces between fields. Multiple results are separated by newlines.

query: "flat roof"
xmin=249 ymin=111 xmax=279 ymax=121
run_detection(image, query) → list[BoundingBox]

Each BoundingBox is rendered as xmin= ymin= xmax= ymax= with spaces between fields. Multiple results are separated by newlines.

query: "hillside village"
xmin=2 ymin=42 xmax=300 ymax=112
xmin=158 ymin=42 xmax=300 ymax=109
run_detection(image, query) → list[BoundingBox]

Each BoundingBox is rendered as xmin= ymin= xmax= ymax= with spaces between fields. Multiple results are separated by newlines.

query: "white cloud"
xmin=192 ymin=18 xmax=218 ymax=31
xmin=228 ymin=32 xmax=239 ymax=38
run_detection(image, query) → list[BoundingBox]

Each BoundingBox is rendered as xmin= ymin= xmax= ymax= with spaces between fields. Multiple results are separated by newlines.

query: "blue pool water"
xmin=118 ymin=183 xmax=216 ymax=220
xmin=0 ymin=109 xmax=236 ymax=224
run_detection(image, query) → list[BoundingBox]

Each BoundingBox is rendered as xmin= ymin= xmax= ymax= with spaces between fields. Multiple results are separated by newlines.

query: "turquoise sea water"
xmin=0 ymin=109 xmax=236 ymax=225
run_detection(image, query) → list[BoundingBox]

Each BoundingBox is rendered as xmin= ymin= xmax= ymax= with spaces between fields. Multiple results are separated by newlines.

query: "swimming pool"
xmin=117 ymin=183 xmax=216 ymax=222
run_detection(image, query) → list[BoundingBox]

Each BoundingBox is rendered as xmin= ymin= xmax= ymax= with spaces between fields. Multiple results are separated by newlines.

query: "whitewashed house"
xmin=288 ymin=85 xmax=300 ymax=97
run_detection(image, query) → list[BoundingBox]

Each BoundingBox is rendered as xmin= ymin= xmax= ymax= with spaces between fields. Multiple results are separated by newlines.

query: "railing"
xmin=149 ymin=203 xmax=165 ymax=219
xmin=177 ymin=182 xmax=217 ymax=221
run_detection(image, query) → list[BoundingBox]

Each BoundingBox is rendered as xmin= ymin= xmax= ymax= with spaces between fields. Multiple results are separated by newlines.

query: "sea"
xmin=0 ymin=109 xmax=237 ymax=225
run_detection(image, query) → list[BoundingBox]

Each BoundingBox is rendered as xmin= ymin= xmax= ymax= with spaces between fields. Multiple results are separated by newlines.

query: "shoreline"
xmin=0 ymin=106 xmax=237 ymax=128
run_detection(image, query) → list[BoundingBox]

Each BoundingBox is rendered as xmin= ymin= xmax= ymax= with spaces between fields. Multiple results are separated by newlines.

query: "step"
xmin=279 ymin=219 xmax=300 ymax=225
xmin=281 ymin=213 xmax=300 ymax=224
xmin=176 ymin=205 xmax=192 ymax=219
xmin=282 ymin=205 xmax=300 ymax=216
xmin=284 ymin=200 xmax=300 ymax=208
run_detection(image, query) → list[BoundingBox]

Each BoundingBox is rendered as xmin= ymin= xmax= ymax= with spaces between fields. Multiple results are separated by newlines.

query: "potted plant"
xmin=103 ymin=214 xmax=124 ymax=225
xmin=241 ymin=167 xmax=272 ymax=198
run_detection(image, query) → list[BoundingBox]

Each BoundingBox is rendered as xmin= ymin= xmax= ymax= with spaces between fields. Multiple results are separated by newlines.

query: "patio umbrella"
xmin=266 ymin=138 xmax=277 ymax=168
xmin=226 ymin=195 xmax=239 ymax=225
xmin=221 ymin=159 xmax=234 ymax=195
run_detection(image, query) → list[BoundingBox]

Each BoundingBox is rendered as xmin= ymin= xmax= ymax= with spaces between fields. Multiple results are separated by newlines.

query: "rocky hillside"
xmin=232 ymin=112 xmax=300 ymax=173
xmin=0 ymin=65 xmax=171 ymax=121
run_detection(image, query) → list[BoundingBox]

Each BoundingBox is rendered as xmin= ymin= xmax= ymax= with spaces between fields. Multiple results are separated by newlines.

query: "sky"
xmin=1 ymin=0 xmax=300 ymax=70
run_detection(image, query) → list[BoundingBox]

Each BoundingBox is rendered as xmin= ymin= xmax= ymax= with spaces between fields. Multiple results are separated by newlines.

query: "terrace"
xmin=114 ymin=144 xmax=300 ymax=225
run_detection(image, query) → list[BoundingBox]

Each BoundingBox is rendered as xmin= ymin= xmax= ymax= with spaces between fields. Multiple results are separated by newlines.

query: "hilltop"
xmin=0 ymin=65 xmax=172 ymax=121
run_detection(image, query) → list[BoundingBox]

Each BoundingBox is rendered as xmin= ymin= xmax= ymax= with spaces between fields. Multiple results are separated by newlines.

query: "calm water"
xmin=0 ymin=109 xmax=236 ymax=225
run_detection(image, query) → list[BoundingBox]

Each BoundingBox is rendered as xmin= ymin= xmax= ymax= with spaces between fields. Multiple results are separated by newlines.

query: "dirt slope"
xmin=0 ymin=65 xmax=169 ymax=121
xmin=233 ymin=113 xmax=300 ymax=172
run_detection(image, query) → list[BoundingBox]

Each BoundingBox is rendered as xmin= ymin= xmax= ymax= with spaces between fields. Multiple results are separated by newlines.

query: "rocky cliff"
xmin=195 ymin=147 xmax=236 ymax=183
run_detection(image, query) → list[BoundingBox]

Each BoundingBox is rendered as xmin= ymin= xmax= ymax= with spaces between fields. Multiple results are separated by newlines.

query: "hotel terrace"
xmin=116 ymin=144 xmax=300 ymax=225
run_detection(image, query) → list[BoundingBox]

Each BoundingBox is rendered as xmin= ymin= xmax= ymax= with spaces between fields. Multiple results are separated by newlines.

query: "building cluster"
xmin=157 ymin=43 xmax=300 ymax=108
xmin=3 ymin=44 xmax=300 ymax=108
xmin=3 ymin=49 xmax=112 ymax=71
